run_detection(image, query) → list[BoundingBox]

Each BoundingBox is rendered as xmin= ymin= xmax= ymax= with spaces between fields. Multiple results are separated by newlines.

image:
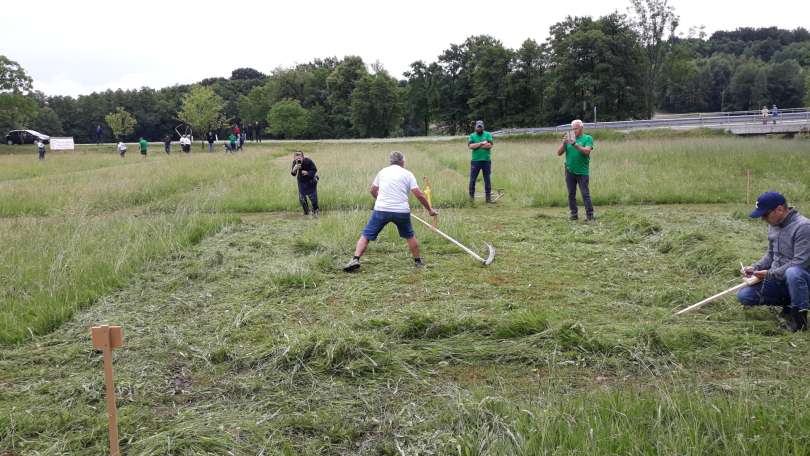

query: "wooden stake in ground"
xmin=91 ymin=325 xmax=124 ymax=456
xmin=674 ymin=276 xmax=761 ymax=315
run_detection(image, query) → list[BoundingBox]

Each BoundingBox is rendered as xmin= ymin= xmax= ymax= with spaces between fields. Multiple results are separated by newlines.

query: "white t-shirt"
xmin=180 ymin=136 xmax=191 ymax=145
xmin=117 ymin=142 xmax=127 ymax=151
xmin=372 ymin=165 xmax=419 ymax=213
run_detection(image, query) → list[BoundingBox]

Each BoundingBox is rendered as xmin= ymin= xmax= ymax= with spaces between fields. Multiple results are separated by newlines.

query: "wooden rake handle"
xmin=674 ymin=276 xmax=761 ymax=315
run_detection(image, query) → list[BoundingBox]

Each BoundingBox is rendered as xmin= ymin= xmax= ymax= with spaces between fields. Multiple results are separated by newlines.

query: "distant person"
xmin=37 ymin=139 xmax=46 ymax=160
xmin=234 ymin=124 xmax=241 ymax=138
xmin=738 ymin=192 xmax=810 ymax=332
xmin=761 ymin=105 xmax=770 ymax=125
xmin=180 ymin=135 xmax=191 ymax=153
xmin=228 ymin=132 xmax=237 ymax=152
xmin=467 ymin=120 xmax=494 ymax=203
xmin=139 ymin=137 xmax=148 ymax=157
xmin=163 ymin=134 xmax=172 ymax=154
xmin=772 ymin=105 xmax=779 ymax=124
xmin=290 ymin=151 xmax=319 ymax=216
xmin=254 ymin=121 xmax=261 ymax=142
xmin=206 ymin=130 xmax=216 ymax=152
xmin=556 ymin=119 xmax=595 ymax=221
xmin=95 ymin=125 xmax=103 ymax=144
xmin=239 ymin=131 xmax=246 ymax=151
xmin=117 ymin=140 xmax=127 ymax=158
xmin=343 ymin=151 xmax=436 ymax=272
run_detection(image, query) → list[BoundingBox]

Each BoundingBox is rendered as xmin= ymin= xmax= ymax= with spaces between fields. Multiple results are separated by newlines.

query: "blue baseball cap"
xmin=750 ymin=191 xmax=786 ymax=218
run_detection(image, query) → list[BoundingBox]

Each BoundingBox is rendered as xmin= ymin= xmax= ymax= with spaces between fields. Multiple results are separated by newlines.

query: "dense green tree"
xmin=766 ymin=60 xmax=806 ymax=107
xmin=29 ymin=106 xmax=64 ymax=136
xmin=178 ymin=85 xmax=227 ymax=146
xmin=629 ymin=0 xmax=680 ymax=117
xmin=267 ymin=99 xmax=310 ymax=139
xmin=545 ymin=14 xmax=647 ymax=123
xmin=772 ymin=42 xmax=810 ymax=66
xmin=104 ymin=107 xmax=137 ymax=140
xmin=0 ymin=55 xmax=37 ymax=134
xmin=505 ymin=39 xmax=547 ymax=126
xmin=435 ymin=39 xmax=476 ymax=135
xmin=350 ymin=68 xmax=402 ymax=138
xmin=726 ymin=61 xmax=767 ymax=110
xmin=326 ymin=56 xmax=368 ymax=137
xmin=230 ymin=68 xmax=266 ymax=80
xmin=467 ymin=36 xmax=512 ymax=127
xmin=657 ymin=44 xmax=709 ymax=112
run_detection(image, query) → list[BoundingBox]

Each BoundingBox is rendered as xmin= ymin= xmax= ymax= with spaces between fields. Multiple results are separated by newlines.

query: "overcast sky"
xmin=3 ymin=0 xmax=808 ymax=97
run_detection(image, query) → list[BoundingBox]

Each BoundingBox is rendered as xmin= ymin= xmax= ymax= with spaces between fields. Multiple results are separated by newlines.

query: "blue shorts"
xmin=362 ymin=210 xmax=414 ymax=240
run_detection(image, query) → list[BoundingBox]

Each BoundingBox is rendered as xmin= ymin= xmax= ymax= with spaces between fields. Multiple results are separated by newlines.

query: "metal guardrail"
xmin=492 ymin=107 xmax=810 ymax=136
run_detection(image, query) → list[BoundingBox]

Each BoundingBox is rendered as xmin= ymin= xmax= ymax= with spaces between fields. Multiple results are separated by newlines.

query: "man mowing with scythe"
xmin=738 ymin=192 xmax=810 ymax=331
xmin=344 ymin=151 xmax=437 ymax=272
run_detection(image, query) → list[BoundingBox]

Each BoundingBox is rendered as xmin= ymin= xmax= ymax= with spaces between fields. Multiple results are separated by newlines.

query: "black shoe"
xmin=793 ymin=309 xmax=808 ymax=332
xmin=586 ymin=214 xmax=595 ymax=222
xmin=414 ymin=258 xmax=425 ymax=268
xmin=569 ymin=215 xmax=579 ymax=221
xmin=343 ymin=258 xmax=360 ymax=272
xmin=785 ymin=308 xmax=807 ymax=332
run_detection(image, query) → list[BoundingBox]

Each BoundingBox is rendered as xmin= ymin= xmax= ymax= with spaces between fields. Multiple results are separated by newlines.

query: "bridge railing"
xmin=492 ymin=107 xmax=810 ymax=136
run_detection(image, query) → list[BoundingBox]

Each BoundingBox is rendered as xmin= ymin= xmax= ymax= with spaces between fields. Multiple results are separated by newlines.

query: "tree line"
xmin=2 ymin=2 xmax=809 ymax=142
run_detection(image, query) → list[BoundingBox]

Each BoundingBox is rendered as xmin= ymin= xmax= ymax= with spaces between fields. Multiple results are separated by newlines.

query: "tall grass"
xmin=0 ymin=209 xmax=235 ymax=343
xmin=447 ymin=386 xmax=810 ymax=455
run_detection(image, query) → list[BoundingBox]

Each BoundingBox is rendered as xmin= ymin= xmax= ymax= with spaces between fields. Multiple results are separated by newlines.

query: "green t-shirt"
xmin=564 ymin=134 xmax=594 ymax=176
xmin=468 ymin=131 xmax=494 ymax=161
xmin=138 ymin=139 xmax=148 ymax=152
xmin=228 ymin=134 xmax=237 ymax=143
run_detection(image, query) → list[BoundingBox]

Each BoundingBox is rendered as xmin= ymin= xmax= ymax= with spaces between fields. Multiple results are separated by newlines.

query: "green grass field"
xmin=2 ymin=134 xmax=810 ymax=454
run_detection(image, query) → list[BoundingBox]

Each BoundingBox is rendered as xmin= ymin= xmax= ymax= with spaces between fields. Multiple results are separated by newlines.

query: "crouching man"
xmin=738 ymin=191 xmax=810 ymax=331
xmin=344 ymin=151 xmax=437 ymax=272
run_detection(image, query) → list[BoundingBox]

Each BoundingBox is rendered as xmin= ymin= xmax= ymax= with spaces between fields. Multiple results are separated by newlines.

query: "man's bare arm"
xmin=369 ymin=185 xmax=379 ymax=199
xmin=412 ymin=188 xmax=437 ymax=215
xmin=556 ymin=140 xmax=566 ymax=156
xmin=574 ymin=144 xmax=593 ymax=156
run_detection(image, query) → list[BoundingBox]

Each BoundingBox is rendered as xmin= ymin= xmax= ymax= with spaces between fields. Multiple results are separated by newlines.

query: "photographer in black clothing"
xmin=290 ymin=151 xmax=319 ymax=216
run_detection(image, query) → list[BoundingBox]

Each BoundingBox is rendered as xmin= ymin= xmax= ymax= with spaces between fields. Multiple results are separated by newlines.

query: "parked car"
xmin=5 ymin=130 xmax=50 ymax=145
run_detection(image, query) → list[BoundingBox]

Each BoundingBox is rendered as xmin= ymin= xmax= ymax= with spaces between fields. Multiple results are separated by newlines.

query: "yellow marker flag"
xmin=423 ymin=177 xmax=433 ymax=207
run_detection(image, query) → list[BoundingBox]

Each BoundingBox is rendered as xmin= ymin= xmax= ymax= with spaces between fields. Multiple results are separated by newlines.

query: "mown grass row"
xmin=3 ymin=205 xmax=808 ymax=454
xmin=0 ymin=134 xmax=806 ymax=345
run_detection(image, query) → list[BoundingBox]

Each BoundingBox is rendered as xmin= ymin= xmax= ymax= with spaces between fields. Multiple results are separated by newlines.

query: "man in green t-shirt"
xmin=468 ymin=120 xmax=494 ymax=203
xmin=138 ymin=137 xmax=148 ymax=158
xmin=556 ymin=119 xmax=594 ymax=220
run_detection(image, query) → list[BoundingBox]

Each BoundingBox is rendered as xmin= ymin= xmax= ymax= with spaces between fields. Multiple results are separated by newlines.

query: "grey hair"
xmin=389 ymin=150 xmax=405 ymax=165
xmin=571 ymin=119 xmax=584 ymax=129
